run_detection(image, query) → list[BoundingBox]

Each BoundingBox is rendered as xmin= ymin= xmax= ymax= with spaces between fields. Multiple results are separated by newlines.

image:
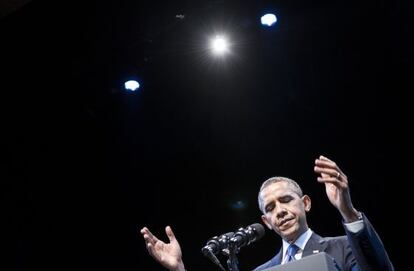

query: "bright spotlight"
xmin=210 ymin=35 xmax=229 ymax=55
xmin=124 ymin=80 xmax=140 ymax=92
xmin=261 ymin=13 xmax=277 ymax=26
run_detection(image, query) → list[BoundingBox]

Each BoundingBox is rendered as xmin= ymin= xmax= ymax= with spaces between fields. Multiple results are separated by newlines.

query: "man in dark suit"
xmin=141 ymin=155 xmax=394 ymax=271
xmin=254 ymin=155 xmax=393 ymax=270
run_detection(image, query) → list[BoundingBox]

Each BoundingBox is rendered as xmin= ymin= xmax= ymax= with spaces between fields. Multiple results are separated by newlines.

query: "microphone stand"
xmin=226 ymin=242 xmax=240 ymax=271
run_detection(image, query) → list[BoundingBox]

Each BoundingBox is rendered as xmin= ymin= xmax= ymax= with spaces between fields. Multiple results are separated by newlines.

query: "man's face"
xmin=260 ymin=181 xmax=310 ymax=242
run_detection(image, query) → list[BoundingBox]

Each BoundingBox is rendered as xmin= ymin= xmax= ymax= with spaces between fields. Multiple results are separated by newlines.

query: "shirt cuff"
xmin=344 ymin=219 xmax=364 ymax=233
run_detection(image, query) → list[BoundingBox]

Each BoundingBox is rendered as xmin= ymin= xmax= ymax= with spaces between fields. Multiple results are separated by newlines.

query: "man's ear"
xmin=261 ymin=214 xmax=272 ymax=230
xmin=302 ymin=195 xmax=311 ymax=212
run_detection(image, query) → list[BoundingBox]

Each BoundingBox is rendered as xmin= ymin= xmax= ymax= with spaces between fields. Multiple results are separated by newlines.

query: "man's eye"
xmin=265 ymin=205 xmax=274 ymax=212
xmin=280 ymin=196 xmax=293 ymax=203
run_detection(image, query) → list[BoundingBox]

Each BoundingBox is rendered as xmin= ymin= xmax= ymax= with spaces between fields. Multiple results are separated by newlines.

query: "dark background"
xmin=2 ymin=0 xmax=409 ymax=270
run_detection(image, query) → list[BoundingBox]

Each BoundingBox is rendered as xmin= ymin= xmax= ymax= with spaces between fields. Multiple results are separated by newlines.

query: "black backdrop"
xmin=3 ymin=0 xmax=408 ymax=270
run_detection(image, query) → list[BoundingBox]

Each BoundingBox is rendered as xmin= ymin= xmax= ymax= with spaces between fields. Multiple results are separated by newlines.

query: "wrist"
xmin=171 ymin=261 xmax=186 ymax=271
xmin=341 ymin=208 xmax=362 ymax=223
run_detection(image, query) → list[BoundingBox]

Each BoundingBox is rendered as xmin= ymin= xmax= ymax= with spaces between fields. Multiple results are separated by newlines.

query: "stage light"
xmin=210 ymin=35 xmax=229 ymax=55
xmin=261 ymin=13 xmax=277 ymax=26
xmin=124 ymin=80 xmax=140 ymax=92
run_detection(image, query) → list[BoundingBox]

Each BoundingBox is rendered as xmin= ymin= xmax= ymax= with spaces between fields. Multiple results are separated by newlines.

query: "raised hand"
xmin=140 ymin=226 xmax=185 ymax=271
xmin=314 ymin=155 xmax=360 ymax=222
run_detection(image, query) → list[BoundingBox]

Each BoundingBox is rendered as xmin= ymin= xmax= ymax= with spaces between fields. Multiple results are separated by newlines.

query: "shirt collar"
xmin=282 ymin=228 xmax=313 ymax=256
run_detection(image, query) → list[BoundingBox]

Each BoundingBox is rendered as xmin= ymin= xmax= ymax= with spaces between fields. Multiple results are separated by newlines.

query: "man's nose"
xmin=276 ymin=204 xmax=287 ymax=218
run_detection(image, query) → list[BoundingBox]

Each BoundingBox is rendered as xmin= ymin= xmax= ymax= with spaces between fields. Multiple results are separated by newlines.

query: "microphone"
xmin=202 ymin=232 xmax=234 ymax=256
xmin=229 ymin=223 xmax=265 ymax=250
xmin=202 ymin=248 xmax=227 ymax=271
xmin=202 ymin=232 xmax=233 ymax=271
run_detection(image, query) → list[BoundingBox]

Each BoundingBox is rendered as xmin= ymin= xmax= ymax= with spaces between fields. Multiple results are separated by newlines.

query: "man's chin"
xmin=280 ymin=226 xmax=299 ymax=242
xmin=279 ymin=220 xmax=295 ymax=232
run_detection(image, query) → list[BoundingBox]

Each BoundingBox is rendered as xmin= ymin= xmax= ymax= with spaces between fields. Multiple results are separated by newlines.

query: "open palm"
xmin=141 ymin=226 xmax=183 ymax=270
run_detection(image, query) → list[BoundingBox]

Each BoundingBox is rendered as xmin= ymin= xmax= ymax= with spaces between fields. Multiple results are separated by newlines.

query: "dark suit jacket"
xmin=253 ymin=214 xmax=394 ymax=271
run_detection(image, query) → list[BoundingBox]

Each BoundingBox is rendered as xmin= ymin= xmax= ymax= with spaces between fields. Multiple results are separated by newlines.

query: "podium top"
xmin=262 ymin=252 xmax=337 ymax=271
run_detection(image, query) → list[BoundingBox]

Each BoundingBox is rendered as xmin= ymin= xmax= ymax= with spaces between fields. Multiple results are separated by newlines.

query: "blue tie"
xmin=286 ymin=244 xmax=300 ymax=263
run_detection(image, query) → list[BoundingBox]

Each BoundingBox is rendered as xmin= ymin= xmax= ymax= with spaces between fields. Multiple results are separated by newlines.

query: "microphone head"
xmin=230 ymin=223 xmax=265 ymax=248
xmin=249 ymin=223 xmax=265 ymax=241
xmin=202 ymin=231 xmax=234 ymax=255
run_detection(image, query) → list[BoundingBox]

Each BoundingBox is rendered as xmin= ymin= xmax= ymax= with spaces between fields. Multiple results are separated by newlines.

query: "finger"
xmin=319 ymin=155 xmax=333 ymax=162
xmin=141 ymin=227 xmax=160 ymax=243
xmin=315 ymin=158 xmax=337 ymax=169
xmin=140 ymin=227 xmax=148 ymax=235
xmin=142 ymin=230 xmax=163 ymax=248
xmin=146 ymin=242 xmax=155 ymax=257
xmin=141 ymin=232 xmax=155 ymax=256
xmin=317 ymin=177 xmax=347 ymax=188
xmin=165 ymin=225 xmax=176 ymax=242
xmin=314 ymin=166 xmax=340 ymax=177
xmin=142 ymin=234 xmax=155 ymax=247
xmin=316 ymin=156 xmax=345 ymax=175
xmin=140 ymin=227 xmax=151 ymax=235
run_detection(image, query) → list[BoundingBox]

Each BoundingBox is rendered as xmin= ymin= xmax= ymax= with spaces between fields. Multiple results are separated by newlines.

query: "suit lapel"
xmin=269 ymin=249 xmax=283 ymax=266
xmin=302 ymin=232 xmax=328 ymax=257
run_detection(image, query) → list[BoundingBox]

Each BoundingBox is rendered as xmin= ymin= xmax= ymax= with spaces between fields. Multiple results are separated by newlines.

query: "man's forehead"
xmin=261 ymin=181 xmax=295 ymax=196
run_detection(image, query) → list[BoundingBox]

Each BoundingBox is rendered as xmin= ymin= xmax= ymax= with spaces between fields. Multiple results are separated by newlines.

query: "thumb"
xmin=165 ymin=226 xmax=176 ymax=242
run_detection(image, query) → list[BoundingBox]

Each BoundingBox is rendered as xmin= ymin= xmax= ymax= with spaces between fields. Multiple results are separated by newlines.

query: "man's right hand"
xmin=140 ymin=226 xmax=185 ymax=271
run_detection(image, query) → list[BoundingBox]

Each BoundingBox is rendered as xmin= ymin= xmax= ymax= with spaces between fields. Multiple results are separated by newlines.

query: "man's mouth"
xmin=279 ymin=217 xmax=294 ymax=227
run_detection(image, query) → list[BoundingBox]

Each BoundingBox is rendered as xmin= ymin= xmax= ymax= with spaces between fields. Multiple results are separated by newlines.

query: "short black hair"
xmin=258 ymin=177 xmax=303 ymax=213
